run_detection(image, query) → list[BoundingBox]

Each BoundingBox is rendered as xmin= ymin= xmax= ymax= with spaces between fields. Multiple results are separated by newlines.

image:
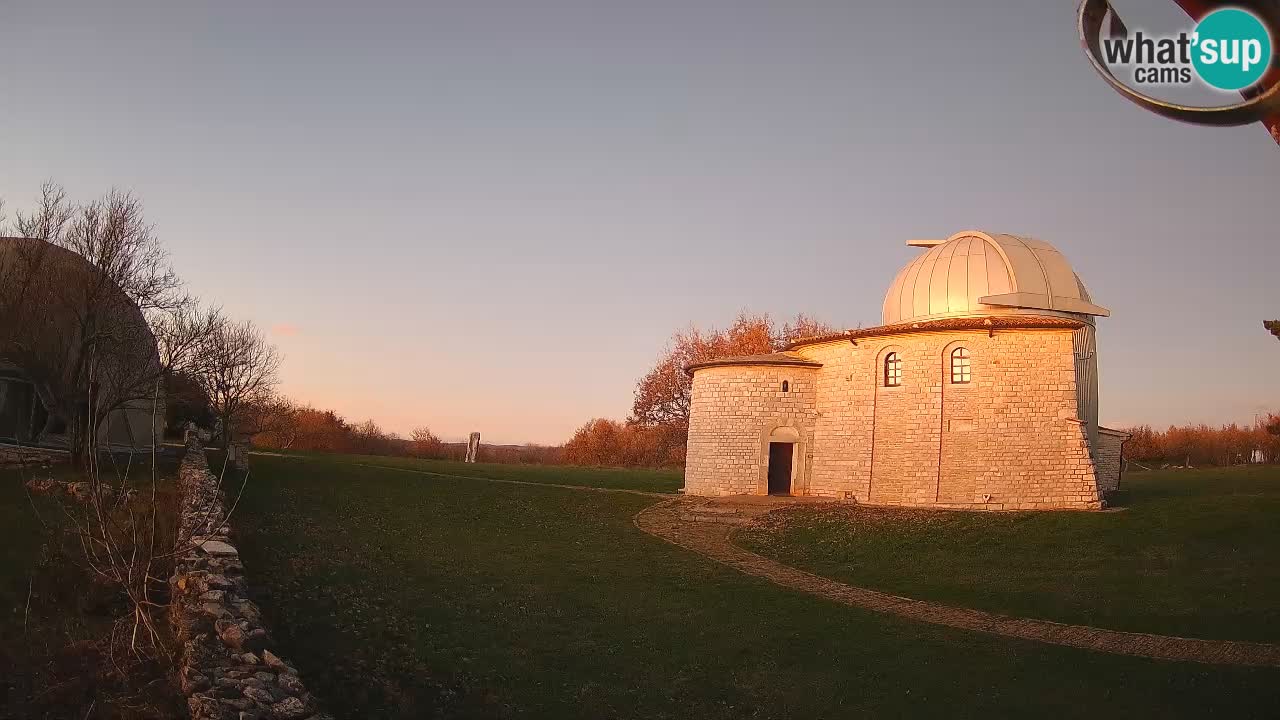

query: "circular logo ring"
xmin=1078 ymin=0 xmax=1280 ymax=126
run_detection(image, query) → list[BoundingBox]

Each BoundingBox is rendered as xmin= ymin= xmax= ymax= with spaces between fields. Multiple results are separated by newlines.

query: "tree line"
xmin=239 ymin=312 xmax=831 ymax=469
xmin=1120 ymin=416 xmax=1280 ymax=468
xmin=560 ymin=312 xmax=833 ymax=467
xmin=244 ymin=404 xmax=563 ymax=464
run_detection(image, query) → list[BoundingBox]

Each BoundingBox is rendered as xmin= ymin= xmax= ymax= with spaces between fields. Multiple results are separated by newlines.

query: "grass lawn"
xmin=235 ymin=455 xmax=1280 ymax=719
xmin=264 ymin=450 xmax=684 ymax=493
xmin=738 ymin=465 xmax=1280 ymax=643
xmin=1 ymin=453 xmax=182 ymax=719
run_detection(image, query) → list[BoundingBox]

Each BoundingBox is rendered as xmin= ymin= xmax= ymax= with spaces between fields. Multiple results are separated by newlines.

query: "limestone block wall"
xmin=171 ymin=439 xmax=329 ymax=720
xmin=792 ymin=342 xmax=872 ymax=499
xmin=685 ymin=327 xmax=1105 ymax=509
xmin=1095 ymin=427 xmax=1128 ymax=492
xmin=684 ymin=366 xmax=818 ymax=496
xmin=794 ymin=328 xmax=1102 ymax=509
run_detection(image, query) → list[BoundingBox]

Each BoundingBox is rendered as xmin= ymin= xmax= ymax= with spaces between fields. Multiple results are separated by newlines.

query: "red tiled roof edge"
xmin=784 ymin=315 xmax=1086 ymax=350
xmin=684 ymin=352 xmax=823 ymax=377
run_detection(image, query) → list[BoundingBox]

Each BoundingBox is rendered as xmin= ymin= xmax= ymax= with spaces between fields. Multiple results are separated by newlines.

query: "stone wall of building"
xmin=685 ymin=327 xmax=1104 ymax=510
xmin=1094 ymin=427 xmax=1128 ymax=493
xmin=684 ymin=365 xmax=818 ymax=496
xmin=171 ymin=439 xmax=329 ymax=720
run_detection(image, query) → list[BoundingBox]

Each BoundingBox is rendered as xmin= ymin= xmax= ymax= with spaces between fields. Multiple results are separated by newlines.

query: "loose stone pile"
xmin=24 ymin=475 xmax=133 ymax=502
xmin=170 ymin=438 xmax=328 ymax=720
xmin=0 ymin=443 xmax=65 ymax=468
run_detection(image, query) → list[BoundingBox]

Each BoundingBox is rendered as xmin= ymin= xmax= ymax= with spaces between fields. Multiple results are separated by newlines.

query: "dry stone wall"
xmin=0 ymin=443 xmax=65 ymax=468
xmin=171 ymin=438 xmax=328 ymax=720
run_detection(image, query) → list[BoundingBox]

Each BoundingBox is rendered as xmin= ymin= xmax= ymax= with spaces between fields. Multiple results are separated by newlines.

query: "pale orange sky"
xmin=3 ymin=0 xmax=1277 ymax=444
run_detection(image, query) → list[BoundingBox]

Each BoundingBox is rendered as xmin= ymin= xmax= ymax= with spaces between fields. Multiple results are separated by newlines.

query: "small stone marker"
xmin=465 ymin=432 xmax=480 ymax=463
xmin=228 ymin=440 xmax=250 ymax=471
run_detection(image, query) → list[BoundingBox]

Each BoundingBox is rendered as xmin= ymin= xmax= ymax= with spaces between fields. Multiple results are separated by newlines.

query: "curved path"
xmin=635 ymin=498 xmax=1280 ymax=668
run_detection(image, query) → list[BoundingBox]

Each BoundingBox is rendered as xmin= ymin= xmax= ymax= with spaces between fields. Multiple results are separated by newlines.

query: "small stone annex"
xmin=683 ymin=230 xmax=1128 ymax=510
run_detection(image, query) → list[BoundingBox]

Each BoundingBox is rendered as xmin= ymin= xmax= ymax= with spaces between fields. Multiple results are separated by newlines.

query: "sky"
xmin=2 ymin=0 xmax=1277 ymax=444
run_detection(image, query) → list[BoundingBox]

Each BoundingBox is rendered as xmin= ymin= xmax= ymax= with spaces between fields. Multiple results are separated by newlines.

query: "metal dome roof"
xmin=881 ymin=231 xmax=1109 ymax=325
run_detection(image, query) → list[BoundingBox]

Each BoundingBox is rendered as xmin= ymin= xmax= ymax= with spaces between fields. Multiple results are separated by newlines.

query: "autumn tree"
xmin=410 ymin=426 xmax=443 ymax=458
xmin=1266 ymin=320 xmax=1280 ymax=341
xmin=629 ymin=312 xmax=835 ymax=436
xmin=1120 ymin=415 xmax=1280 ymax=466
xmin=563 ymin=418 xmax=630 ymax=466
xmin=235 ymin=393 xmax=297 ymax=446
xmin=1120 ymin=425 xmax=1159 ymax=464
xmin=349 ymin=418 xmax=402 ymax=455
xmin=256 ymin=406 xmax=352 ymax=452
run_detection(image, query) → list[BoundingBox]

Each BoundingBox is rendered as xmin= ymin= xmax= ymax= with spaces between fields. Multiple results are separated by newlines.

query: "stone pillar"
xmin=228 ymin=440 xmax=250 ymax=472
xmin=465 ymin=432 xmax=480 ymax=463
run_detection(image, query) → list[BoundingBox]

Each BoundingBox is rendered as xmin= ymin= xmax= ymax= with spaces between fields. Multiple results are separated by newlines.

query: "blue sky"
xmin=2 ymin=0 xmax=1277 ymax=443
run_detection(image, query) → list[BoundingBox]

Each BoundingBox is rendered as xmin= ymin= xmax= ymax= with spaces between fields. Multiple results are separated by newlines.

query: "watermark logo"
xmin=1100 ymin=7 xmax=1272 ymax=91
xmin=1078 ymin=0 xmax=1280 ymax=135
xmin=1192 ymin=8 xmax=1271 ymax=90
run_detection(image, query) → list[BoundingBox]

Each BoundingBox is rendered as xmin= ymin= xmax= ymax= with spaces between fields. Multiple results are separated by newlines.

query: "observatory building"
xmin=0 ymin=236 xmax=163 ymax=449
xmin=683 ymin=231 xmax=1127 ymax=510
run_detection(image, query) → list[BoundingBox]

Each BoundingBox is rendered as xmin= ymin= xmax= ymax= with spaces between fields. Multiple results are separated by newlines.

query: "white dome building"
xmin=682 ymin=231 xmax=1127 ymax=510
xmin=0 ymin=236 xmax=164 ymax=449
xmin=882 ymin=231 xmax=1110 ymax=324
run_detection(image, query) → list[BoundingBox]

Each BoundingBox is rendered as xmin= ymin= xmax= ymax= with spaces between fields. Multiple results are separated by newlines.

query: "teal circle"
xmin=1191 ymin=8 xmax=1272 ymax=91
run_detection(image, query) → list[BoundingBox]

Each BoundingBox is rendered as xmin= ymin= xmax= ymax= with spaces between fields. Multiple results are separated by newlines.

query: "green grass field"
xmin=233 ymin=455 xmax=1280 ymax=719
xmin=737 ymin=465 xmax=1280 ymax=642
xmin=266 ymin=450 xmax=684 ymax=493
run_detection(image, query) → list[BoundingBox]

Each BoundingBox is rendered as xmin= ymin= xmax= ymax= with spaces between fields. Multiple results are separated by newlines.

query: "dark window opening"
xmin=781 ymin=380 xmax=789 ymax=393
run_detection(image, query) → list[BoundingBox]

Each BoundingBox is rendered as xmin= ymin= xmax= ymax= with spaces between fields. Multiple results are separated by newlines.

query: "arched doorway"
xmin=766 ymin=426 xmax=800 ymax=495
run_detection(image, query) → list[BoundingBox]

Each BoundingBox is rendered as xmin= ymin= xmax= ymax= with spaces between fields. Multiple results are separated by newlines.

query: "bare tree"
xmin=197 ymin=319 xmax=281 ymax=447
xmin=235 ymin=393 xmax=297 ymax=446
xmin=153 ymin=302 xmax=223 ymax=377
xmin=3 ymin=184 xmax=259 ymax=679
xmin=1 ymin=183 xmax=68 ymax=333
xmin=13 ymin=180 xmax=74 ymax=241
xmin=59 ymin=188 xmax=183 ymax=313
xmin=0 ymin=183 xmax=183 ymax=465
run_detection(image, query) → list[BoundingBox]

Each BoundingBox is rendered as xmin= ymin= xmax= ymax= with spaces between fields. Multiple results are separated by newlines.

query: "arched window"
xmin=781 ymin=380 xmax=789 ymax=393
xmin=884 ymin=352 xmax=902 ymax=387
xmin=951 ymin=347 xmax=971 ymax=384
